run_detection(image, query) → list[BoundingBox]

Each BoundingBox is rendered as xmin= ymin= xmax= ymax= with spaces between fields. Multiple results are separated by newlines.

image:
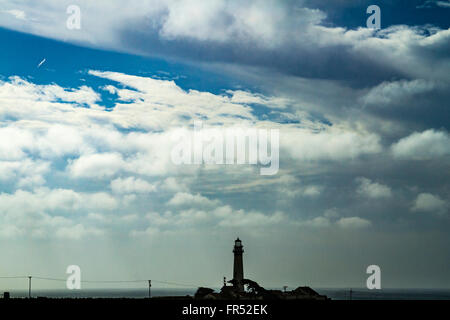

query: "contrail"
xmin=37 ymin=58 xmax=46 ymax=68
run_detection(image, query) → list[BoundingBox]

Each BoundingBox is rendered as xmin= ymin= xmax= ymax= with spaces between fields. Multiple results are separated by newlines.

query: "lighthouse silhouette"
xmin=232 ymin=238 xmax=244 ymax=292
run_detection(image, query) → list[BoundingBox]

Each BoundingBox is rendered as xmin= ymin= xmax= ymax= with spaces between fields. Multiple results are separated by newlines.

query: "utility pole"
xmin=148 ymin=280 xmax=151 ymax=299
xmin=28 ymin=276 xmax=32 ymax=299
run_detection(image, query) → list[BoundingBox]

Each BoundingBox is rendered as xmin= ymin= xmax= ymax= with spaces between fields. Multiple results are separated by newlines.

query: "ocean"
xmin=316 ymin=288 xmax=450 ymax=300
xmin=3 ymin=288 xmax=450 ymax=300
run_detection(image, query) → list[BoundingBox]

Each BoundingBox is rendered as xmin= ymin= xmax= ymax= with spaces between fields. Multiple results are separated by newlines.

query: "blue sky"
xmin=310 ymin=0 xmax=450 ymax=29
xmin=0 ymin=0 xmax=449 ymax=290
xmin=0 ymin=27 xmax=245 ymax=102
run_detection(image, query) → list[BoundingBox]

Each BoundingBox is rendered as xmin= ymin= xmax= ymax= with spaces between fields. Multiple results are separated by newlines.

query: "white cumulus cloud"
xmin=356 ymin=177 xmax=392 ymax=199
xmin=412 ymin=193 xmax=448 ymax=214
xmin=336 ymin=217 xmax=371 ymax=229
xmin=391 ymin=130 xmax=450 ymax=160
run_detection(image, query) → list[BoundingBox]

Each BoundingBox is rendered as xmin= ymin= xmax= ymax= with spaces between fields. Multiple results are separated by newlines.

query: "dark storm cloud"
xmin=109 ymin=1 xmax=449 ymax=90
xmin=118 ymin=27 xmax=405 ymax=88
xmin=362 ymin=84 xmax=450 ymax=132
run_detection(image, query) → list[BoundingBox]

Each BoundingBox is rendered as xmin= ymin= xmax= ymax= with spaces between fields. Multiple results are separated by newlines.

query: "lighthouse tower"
xmin=232 ymin=238 xmax=244 ymax=292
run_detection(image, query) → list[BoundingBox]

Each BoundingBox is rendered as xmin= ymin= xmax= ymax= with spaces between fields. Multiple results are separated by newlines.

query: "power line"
xmin=0 ymin=275 xmax=211 ymax=288
xmin=151 ymin=280 xmax=201 ymax=287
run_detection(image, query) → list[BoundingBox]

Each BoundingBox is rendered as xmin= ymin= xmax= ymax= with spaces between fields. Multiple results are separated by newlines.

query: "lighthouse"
xmin=232 ymin=238 xmax=244 ymax=292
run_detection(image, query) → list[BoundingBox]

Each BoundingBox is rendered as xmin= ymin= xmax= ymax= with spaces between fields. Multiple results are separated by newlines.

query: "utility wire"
xmin=0 ymin=275 xmax=210 ymax=288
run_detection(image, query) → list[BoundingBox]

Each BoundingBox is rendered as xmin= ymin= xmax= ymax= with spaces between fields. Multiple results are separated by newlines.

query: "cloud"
xmin=0 ymin=76 xmax=100 ymax=105
xmin=0 ymin=188 xmax=118 ymax=214
xmin=303 ymin=185 xmax=323 ymax=197
xmin=0 ymin=159 xmax=50 ymax=187
xmin=130 ymin=226 xmax=160 ymax=238
xmin=131 ymin=204 xmax=287 ymax=237
xmin=216 ymin=208 xmax=285 ymax=228
xmin=0 ymin=225 xmax=23 ymax=238
xmin=356 ymin=177 xmax=392 ymax=199
xmin=274 ymin=175 xmax=323 ymax=198
xmin=362 ymin=79 xmax=436 ymax=107
xmin=437 ymin=1 xmax=450 ymax=8
xmin=168 ymin=192 xmax=220 ymax=208
xmin=1 ymin=1 xmax=449 ymax=87
xmin=299 ymin=216 xmax=331 ymax=228
xmin=55 ymin=224 xmax=104 ymax=240
xmin=412 ymin=193 xmax=448 ymax=214
xmin=161 ymin=177 xmax=189 ymax=192
xmin=3 ymin=9 xmax=26 ymax=20
xmin=0 ymin=188 xmax=117 ymax=239
xmin=0 ymin=69 xmax=388 ymax=190
xmin=283 ymin=128 xmax=382 ymax=161
xmin=417 ymin=1 xmax=450 ymax=8
xmin=391 ymin=130 xmax=450 ymax=160
xmin=68 ymin=153 xmax=125 ymax=179
xmin=0 ymin=126 xmax=34 ymax=160
xmin=88 ymin=70 xmax=258 ymax=129
xmin=336 ymin=217 xmax=372 ymax=229
xmin=227 ymin=90 xmax=288 ymax=109
xmin=110 ymin=177 xmax=156 ymax=194
xmin=298 ymin=212 xmax=372 ymax=229
xmin=0 ymin=61 xmax=447 ymax=245
xmin=323 ymin=208 xmax=339 ymax=219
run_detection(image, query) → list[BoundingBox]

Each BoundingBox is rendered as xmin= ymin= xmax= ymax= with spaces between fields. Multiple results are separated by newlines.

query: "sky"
xmin=0 ymin=0 xmax=449 ymax=290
